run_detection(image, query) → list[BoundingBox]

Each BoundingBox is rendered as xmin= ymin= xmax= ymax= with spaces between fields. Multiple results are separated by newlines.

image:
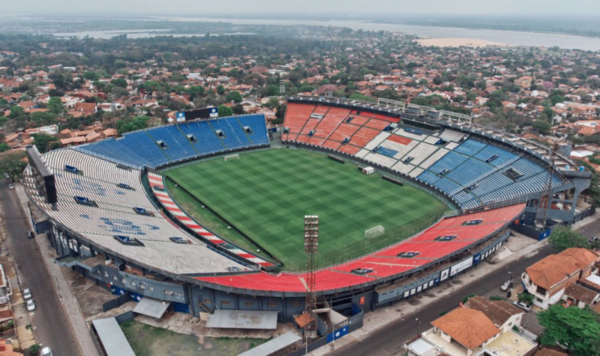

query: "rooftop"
xmin=431 ymin=307 xmax=500 ymax=350
xmin=483 ymin=330 xmax=537 ymax=356
xmin=464 ymin=296 xmax=523 ymax=327
xmin=526 ymin=248 xmax=598 ymax=290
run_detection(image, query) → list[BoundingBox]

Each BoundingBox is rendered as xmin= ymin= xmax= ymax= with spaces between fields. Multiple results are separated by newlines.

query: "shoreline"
xmin=415 ymin=37 xmax=511 ymax=48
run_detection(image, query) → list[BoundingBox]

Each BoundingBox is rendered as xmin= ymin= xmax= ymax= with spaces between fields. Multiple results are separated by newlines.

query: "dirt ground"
xmin=121 ymin=319 xmax=268 ymax=356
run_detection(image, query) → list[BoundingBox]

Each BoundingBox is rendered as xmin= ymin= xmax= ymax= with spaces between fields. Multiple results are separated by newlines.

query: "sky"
xmin=5 ymin=0 xmax=600 ymax=17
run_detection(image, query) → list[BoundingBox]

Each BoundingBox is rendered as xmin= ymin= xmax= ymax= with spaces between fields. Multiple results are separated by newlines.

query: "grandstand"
xmin=22 ymin=105 xmax=591 ymax=323
xmin=282 ymin=100 xmax=572 ymax=215
xmin=76 ymin=114 xmax=269 ymax=169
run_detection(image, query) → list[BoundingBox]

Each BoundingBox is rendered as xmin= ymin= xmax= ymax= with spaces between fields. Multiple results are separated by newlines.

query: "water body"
xmin=160 ymin=17 xmax=600 ymax=51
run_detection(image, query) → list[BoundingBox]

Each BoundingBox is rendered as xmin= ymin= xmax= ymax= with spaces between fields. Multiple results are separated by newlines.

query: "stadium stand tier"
xmin=198 ymin=203 xmax=524 ymax=292
xmin=23 ymin=149 xmax=248 ymax=275
xmin=76 ymin=114 xmax=269 ymax=169
xmin=282 ymin=103 xmax=566 ymax=210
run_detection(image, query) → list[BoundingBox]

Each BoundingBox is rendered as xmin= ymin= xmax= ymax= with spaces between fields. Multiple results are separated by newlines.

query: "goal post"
xmin=224 ymin=154 xmax=239 ymax=162
xmin=365 ymin=225 xmax=385 ymax=240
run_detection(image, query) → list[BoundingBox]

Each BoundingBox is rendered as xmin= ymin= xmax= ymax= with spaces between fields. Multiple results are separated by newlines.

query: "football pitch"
xmin=165 ymin=149 xmax=447 ymax=270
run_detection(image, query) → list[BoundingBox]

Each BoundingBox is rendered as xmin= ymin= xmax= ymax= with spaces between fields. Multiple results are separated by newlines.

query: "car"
xmin=41 ymin=346 xmax=53 ymax=356
xmin=512 ymin=301 xmax=531 ymax=312
xmin=8 ymin=184 xmax=14 ymax=190
xmin=26 ymin=299 xmax=35 ymax=311
xmin=23 ymin=288 xmax=31 ymax=300
xmin=3 ymin=173 xmax=9 ymax=179
xmin=500 ymin=280 xmax=511 ymax=292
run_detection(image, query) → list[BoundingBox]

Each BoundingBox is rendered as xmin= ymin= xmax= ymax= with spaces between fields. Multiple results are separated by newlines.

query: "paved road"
xmin=329 ymin=243 xmax=555 ymax=356
xmin=0 ymin=180 xmax=81 ymax=356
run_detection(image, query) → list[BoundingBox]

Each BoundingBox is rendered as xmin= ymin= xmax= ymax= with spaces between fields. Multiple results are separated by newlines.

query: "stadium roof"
xmin=238 ymin=332 xmax=301 ymax=356
xmin=206 ymin=310 xmax=278 ymax=329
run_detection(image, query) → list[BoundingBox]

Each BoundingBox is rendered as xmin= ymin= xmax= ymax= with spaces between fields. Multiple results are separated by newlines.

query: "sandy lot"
xmin=416 ymin=37 xmax=511 ymax=48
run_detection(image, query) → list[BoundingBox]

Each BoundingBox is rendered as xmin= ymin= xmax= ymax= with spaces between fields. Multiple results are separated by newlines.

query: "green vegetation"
xmin=116 ymin=115 xmax=150 ymax=134
xmin=217 ymin=105 xmax=234 ymax=117
xmin=33 ymin=133 xmax=60 ymax=153
xmin=537 ymin=304 xmax=600 ymax=356
xmin=166 ymin=149 xmax=447 ymax=271
xmin=0 ymin=150 xmax=27 ymax=180
xmin=463 ymin=294 xmax=477 ymax=304
xmin=517 ymin=292 xmax=534 ymax=306
xmin=121 ymin=320 xmax=266 ymax=356
xmin=548 ymin=225 xmax=591 ymax=252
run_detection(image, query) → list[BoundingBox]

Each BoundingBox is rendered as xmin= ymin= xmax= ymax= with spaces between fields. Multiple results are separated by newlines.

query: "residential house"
xmin=406 ymin=306 xmax=536 ymax=356
xmin=521 ymin=248 xmax=598 ymax=309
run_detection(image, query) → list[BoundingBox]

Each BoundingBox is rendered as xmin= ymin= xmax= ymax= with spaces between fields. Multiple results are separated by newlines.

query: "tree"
xmin=0 ymin=116 xmax=8 ymax=127
xmin=548 ymin=225 xmax=590 ymax=252
xmin=48 ymin=97 xmax=65 ymax=115
xmin=0 ymin=143 xmax=9 ymax=153
xmin=30 ymin=112 xmax=57 ymax=126
xmin=266 ymin=84 xmax=280 ymax=96
xmin=265 ymin=97 xmax=280 ymax=109
xmin=216 ymin=85 xmax=225 ymax=95
xmin=33 ymin=133 xmax=60 ymax=154
xmin=111 ymin=78 xmax=128 ymax=88
xmin=217 ymin=105 xmax=233 ymax=117
xmin=8 ymin=106 xmax=24 ymax=119
xmin=275 ymin=103 xmax=287 ymax=121
xmin=225 ymin=91 xmax=243 ymax=103
xmin=231 ymin=104 xmax=245 ymax=115
xmin=517 ymin=292 xmax=534 ymax=305
xmin=116 ymin=116 xmax=150 ymax=135
xmin=0 ymin=150 xmax=27 ymax=180
xmin=533 ymin=119 xmax=552 ymax=135
xmin=537 ymin=304 xmax=600 ymax=356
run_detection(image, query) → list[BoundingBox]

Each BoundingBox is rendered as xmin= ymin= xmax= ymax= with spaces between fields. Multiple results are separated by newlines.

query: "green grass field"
xmin=165 ymin=149 xmax=447 ymax=271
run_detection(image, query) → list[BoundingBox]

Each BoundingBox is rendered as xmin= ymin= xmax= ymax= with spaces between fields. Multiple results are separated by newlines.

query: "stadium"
xmin=23 ymin=96 xmax=593 ymax=325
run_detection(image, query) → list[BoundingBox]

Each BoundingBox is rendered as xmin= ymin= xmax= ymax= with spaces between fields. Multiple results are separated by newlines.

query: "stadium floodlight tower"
xmin=304 ymin=215 xmax=319 ymax=339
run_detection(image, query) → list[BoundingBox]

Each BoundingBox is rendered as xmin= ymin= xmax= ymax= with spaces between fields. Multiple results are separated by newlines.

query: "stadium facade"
xmin=23 ymin=99 xmax=592 ymax=322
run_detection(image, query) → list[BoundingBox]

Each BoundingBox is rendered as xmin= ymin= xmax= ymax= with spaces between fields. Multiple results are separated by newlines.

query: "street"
xmin=329 ymin=243 xmax=556 ymax=356
xmin=0 ymin=180 xmax=81 ymax=356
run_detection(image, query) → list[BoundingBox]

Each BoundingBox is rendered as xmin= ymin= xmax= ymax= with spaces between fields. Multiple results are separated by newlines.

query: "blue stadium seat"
xmin=178 ymin=121 xmax=226 ymax=154
xmin=74 ymin=138 xmax=151 ymax=169
xmin=207 ymin=118 xmax=252 ymax=149
xmin=427 ymin=151 xmax=469 ymax=174
xmin=237 ymin=115 xmax=270 ymax=145
xmin=474 ymin=144 xmax=519 ymax=167
xmin=455 ymin=139 xmax=488 ymax=156
xmin=147 ymin=125 xmax=199 ymax=161
xmin=118 ymin=131 xmax=171 ymax=168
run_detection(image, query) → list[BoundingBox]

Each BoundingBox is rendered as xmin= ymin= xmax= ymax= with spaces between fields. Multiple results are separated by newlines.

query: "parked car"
xmin=500 ymin=280 xmax=511 ymax=292
xmin=589 ymin=236 xmax=599 ymax=245
xmin=23 ymin=288 xmax=31 ymax=300
xmin=27 ymin=231 xmax=35 ymax=239
xmin=513 ymin=301 xmax=531 ymax=312
xmin=3 ymin=173 xmax=9 ymax=179
xmin=26 ymin=299 xmax=36 ymax=311
xmin=8 ymin=184 xmax=14 ymax=190
xmin=40 ymin=347 xmax=53 ymax=356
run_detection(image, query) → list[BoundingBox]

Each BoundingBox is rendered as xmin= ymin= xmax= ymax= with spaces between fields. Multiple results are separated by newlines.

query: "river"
xmin=162 ymin=17 xmax=600 ymax=51
xmin=53 ymin=17 xmax=600 ymax=51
